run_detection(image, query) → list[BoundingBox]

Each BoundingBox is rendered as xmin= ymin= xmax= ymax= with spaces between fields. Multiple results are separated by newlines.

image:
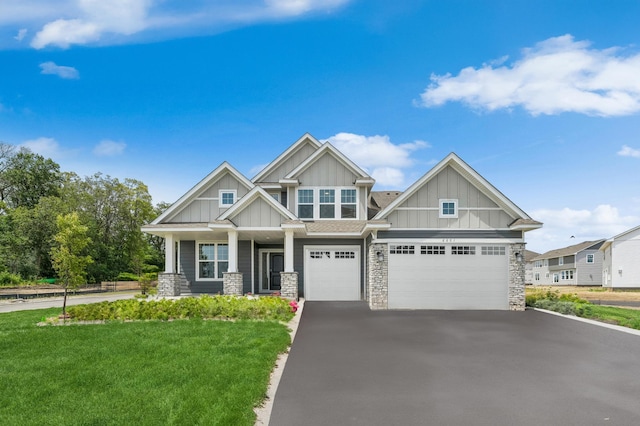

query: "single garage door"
xmin=304 ymin=246 xmax=360 ymax=301
xmin=388 ymin=243 xmax=508 ymax=309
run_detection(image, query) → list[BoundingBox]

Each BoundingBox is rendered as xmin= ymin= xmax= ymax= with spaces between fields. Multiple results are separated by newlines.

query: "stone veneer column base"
xmin=280 ymin=272 xmax=299 ymax=300
xmin=223 ymin=272 xmax=243 ymax=296
xmin=509 ymin=243 xmax=526 ymax=311
xmin=158 ymin=273 xmax=182 ymax=297
xmin=368 ymin=243 xmax=388 ymax=310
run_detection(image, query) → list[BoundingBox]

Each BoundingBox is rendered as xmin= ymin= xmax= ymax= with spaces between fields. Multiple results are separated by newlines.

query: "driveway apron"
xmin=269 ymin=302 xmax=640 ymax=426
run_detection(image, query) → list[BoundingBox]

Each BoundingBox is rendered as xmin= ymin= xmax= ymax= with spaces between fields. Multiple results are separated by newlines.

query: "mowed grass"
xmin=584 ymin=305 xmax=640 ymax=330
xmin=0 ymin=308 xmax=291 ymax=425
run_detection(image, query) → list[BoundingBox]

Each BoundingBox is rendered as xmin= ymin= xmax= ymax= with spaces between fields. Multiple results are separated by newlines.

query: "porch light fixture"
xmin=376 ymin=251 xmax=384 ymax=262
xmin=515 ymin=252 xmax=523 ymax=262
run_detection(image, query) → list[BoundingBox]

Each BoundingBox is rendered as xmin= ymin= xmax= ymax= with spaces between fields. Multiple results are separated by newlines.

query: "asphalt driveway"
xmin=269 ymin=302 xmax=640 ymax=426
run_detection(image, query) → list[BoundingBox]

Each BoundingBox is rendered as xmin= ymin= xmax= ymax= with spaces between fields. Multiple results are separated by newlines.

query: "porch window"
xmin=319 ymin=189 xmax=335 ymax=218
xmin=197 ymin=242 xmax=228 ymax=280
xmin=341 ymin=189 xmax=357 ymax=218
xmin=298 ymin=189 xmax=314 ymax=219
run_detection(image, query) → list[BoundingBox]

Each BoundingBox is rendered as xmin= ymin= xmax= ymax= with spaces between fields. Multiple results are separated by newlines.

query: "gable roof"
xmin=217 ymin=186 xmax=298 ymax=222
xmin=600 ymin=224 xmax=640 ymax=251
xmin=251 ymin=133 xmax=322 ymax=183
xmin=152 ymin=162 xmax=253 ymax=224
xmin=373 ymin=152 xmax=540 ymax=230
xmin=532 ymin=240 xmax=605 ymax=261
xmin=282 ymin=142 xmax=375 ymax=185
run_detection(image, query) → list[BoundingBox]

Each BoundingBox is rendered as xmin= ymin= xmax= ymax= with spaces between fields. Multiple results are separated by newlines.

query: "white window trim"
xmin=439 ymin=199 xmax=458 ymax=219
xmin=219 ymin=190 xmax=237 ymax=208
xmin=558 ymin=257 xmax=564 ymax=266
xmin=296 ymin=187 xmax=359 ymax=220
xmin=586 ymin=254 xmax=594 ymax=264
xmin=196 ymin=241 xmax=229 ymax=281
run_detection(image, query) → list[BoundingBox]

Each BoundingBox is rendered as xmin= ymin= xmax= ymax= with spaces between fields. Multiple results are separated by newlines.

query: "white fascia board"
xmin=278 ymin=178 xmax=299 ymax=186
xmin=218 ymin=186 xmax=298 ymax=221
xmin=599 ymin=239 xmax=614 ymax=252
xmin=152 ymin=161 xmax=253 ymax=224
xmin=251 ymin=133 xmax=322 ymax=182
xmin=355 ymin=178 xmax=376 ymax=186
xmin=610 ymin=224 xmax=640 ymax=241
xmin=141 ymin=226 xmax=213 ymax=237
xmin=284 ymin=142 xmax=373 ymax=181
xmin=372 ymin=237 xmax=525 ymax=244
xmin=509 ymin=223 xmax=543 ymax=232
xmin=207 ymin=222 xmax=237 ymax=230
xmin=374 ymin=152 xmax=531 ymax=221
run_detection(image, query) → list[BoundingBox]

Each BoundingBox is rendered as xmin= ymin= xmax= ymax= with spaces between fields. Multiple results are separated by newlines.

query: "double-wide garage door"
xmin=304 ymin=246 xmax=360 ymax=301
xmin=388 ymin=243 xmax=509 ymax=309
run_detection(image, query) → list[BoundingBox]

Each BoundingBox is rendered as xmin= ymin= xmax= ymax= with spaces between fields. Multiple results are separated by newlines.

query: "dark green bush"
xmin=116 ymin=272 xmax=139 ymax=281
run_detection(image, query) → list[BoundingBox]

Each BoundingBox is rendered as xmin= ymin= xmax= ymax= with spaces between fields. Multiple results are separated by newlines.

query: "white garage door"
xmin=388 ymin=244 xmax=508 ymax=309
xmin=304 ymin=246 xmax=360 ymax=301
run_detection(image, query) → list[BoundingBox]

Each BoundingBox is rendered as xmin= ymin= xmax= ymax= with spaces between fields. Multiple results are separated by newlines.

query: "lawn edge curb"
xmin=534 ymin=307 xmax=640 ymax=337
xmin=254 ymin=298 xmax=305 ymax=426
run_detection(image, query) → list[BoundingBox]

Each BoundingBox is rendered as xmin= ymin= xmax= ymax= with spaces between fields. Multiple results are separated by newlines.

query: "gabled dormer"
xmin=280 ymin=142 xmax=375 ymax=220
xmin=252 ymin=133 xmax=322 ymax=184
xmin=152 ymin=162 xmax=254 ymax=224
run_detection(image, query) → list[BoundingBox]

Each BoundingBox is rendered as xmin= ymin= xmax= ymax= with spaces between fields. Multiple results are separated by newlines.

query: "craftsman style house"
xmin=142 ymin=133 xmax=541 ymax=310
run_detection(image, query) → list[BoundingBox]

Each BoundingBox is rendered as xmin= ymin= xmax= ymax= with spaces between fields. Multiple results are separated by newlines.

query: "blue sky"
xmin=1 ymin=0 xmax=640 ymax=253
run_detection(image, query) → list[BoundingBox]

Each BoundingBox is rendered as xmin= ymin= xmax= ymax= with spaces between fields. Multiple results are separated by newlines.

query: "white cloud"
xmin=325 ymin=132 xmax=429 ymax=188
xmin=19 ymin=137 xmax=62 ymax=158
xmin=2 ymin=0 xmax=351 ymax=49
xmin=14 ymin=28 xmax=27 ymax=41
xmin=420 ymin=35 xmax=640 ymax=117
xmin=39 ymin=61 xmax=79 ymax=79
xmin=526 ymin=204 xmax=640 ymax=254
xmin=618 ymin=145 xmax=640 ymax=158
xmin=93 ymin=140 xmax=126 ymax=156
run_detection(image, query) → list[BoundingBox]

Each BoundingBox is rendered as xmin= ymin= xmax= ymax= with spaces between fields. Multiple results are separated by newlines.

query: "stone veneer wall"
xmin=509 ymin=243 xmax=526 ymax=311
xmin=368 ymin=243 xmax=388 ymax=310
xmin=157 ymin=273 xmax=184 ymax=297
xmin=280 ymin=272 xmax=299 ymax=300
xmin=223 ymin=272 xmax=243 ymax=296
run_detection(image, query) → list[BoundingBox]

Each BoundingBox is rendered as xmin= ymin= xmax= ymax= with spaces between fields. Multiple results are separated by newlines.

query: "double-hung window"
xmin=298 ymin=189 xmax=314 ymax=219
xmin=586 ymin=254 xmax=594 ymax=264
xmin=197 ymin=242 xmax=228 ymax=280
xmin=341 ymin=189 xmax=357 ymax=218
xmin=319 ymin=189 xmax=335 ymax=218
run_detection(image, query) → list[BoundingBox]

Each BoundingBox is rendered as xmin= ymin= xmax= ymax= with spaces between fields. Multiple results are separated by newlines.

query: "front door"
xmin=260 ymin=250 xmax=284 ymax=292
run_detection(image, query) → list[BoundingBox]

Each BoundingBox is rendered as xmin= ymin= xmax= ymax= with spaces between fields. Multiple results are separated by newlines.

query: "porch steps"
xmin=178 ymin=274 xmax=192 ymax=296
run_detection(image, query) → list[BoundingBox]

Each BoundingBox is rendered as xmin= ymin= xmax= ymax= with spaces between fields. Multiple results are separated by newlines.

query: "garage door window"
xmin=481 ymin=246 xmax=505 ymax=255
xmin=310 ymin=251 xmax=330 ymax=259
xmin=390 ymin=245 xmax=415 ymax=254
xmin=335 ymin=251 xmax=355 ymax=259
xmin=421 ymin=245 xmax=445 ymax=255
xmin=451 ymin=246 xmax=475 ymax=255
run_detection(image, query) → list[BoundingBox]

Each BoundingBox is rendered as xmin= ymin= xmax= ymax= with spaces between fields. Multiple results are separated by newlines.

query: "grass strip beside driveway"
xmin=0 ymin=308 xmax=290 ymax=426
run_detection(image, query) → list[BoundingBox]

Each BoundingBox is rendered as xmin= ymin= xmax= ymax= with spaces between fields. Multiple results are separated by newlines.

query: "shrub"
xmin=66 ymin=295 xmax=297 ymax=322
xmin=117 ymin=272 xmax=139 ymax=281
xmin=532 ymin=299 xmax=577 ymax=315
xmin=0 ymin=271 xmax=22 ymax=287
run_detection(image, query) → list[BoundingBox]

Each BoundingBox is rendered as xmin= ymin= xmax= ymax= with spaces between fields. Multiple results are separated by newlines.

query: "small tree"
xmin=50 ymin=213 xmax=93 ymax=318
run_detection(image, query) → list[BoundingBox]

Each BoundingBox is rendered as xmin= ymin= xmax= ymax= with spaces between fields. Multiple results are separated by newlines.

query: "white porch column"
xmin=228 ymin=230 xmax=238 ymax=273
xmin=164 ymin=234 xmax=175 ymax=273
xmin=284 ymin=229 xmax=294 ymax=272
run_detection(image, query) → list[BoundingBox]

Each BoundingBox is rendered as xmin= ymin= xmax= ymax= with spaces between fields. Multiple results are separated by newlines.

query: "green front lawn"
xmin=0 ymin=308 xmax=291 ymax=425
xmin=582 ymin=305 xmax=640 ymax=330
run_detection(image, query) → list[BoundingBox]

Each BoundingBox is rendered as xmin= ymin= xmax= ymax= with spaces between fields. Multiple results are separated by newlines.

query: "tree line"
xmin=0 ymin=142 xmax=166 ymax=284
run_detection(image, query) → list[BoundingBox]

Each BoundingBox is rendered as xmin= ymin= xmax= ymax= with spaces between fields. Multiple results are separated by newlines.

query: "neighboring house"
xmin=524 ymin=249 xmax=540 ymax=285
xmin=600 ymin=225 xmax=640 ymax=288
xmin=531 ymin=240 xmax=605 ymax=286
xmin=142 ymin=133 xmax=541 ymax=310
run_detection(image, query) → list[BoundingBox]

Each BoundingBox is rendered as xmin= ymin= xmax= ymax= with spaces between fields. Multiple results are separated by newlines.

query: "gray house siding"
xmin=294 ymin=238 xmax=365 ymax=298
xmin=259 ymin=143 xmax=318 ymax=183
xmin=297 ymin=154 xmax=358 ymax=187
xmin=576 ymin=249 xmax=604 ymax=286
xmin=377 ymin=229 xmax=523 ymax=239
xmin=238 ymin=240 xmax=252 ymax=293
xmin=386 ymin=166 xmax=514 ymax=229
xmin=168 ymin=172 xmax=250 ymax=223
xmin=232 ymin=198 xmax=284 ymax=227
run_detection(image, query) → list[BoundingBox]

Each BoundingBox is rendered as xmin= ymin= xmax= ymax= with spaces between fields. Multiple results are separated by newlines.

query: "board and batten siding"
xmin=259 ymin=142 xmax=318 ymax=183
xmin=168 ymin=172 xmax=250 ymax=223
xmin=386 ymin=165 xmax=514 ymax=229
xmin=231 ymin=197 xmax=285 ymax=228
xmin=297 ymin=153 xmax=359 ymax=187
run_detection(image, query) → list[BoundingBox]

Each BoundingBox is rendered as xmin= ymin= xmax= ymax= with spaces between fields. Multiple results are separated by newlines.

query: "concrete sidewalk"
xmin=0 ymin=292 xmax=138 ymax=313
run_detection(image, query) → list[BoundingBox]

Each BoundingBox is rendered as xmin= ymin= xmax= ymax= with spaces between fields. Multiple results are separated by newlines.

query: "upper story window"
xmin=219 ymin=190 xmax=236 ymax=207
xmin=558 ymin=257 xmax=564 ymax=266
xmin=439 ymin=199 xmax=458 ymax=218
xmin=297 ymin=187 xmax=358 ymax=220
xmin=586 ymin=254 xmax=594 ymax=263
xmin=534 ymin=260 xmax=543 ymax=268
